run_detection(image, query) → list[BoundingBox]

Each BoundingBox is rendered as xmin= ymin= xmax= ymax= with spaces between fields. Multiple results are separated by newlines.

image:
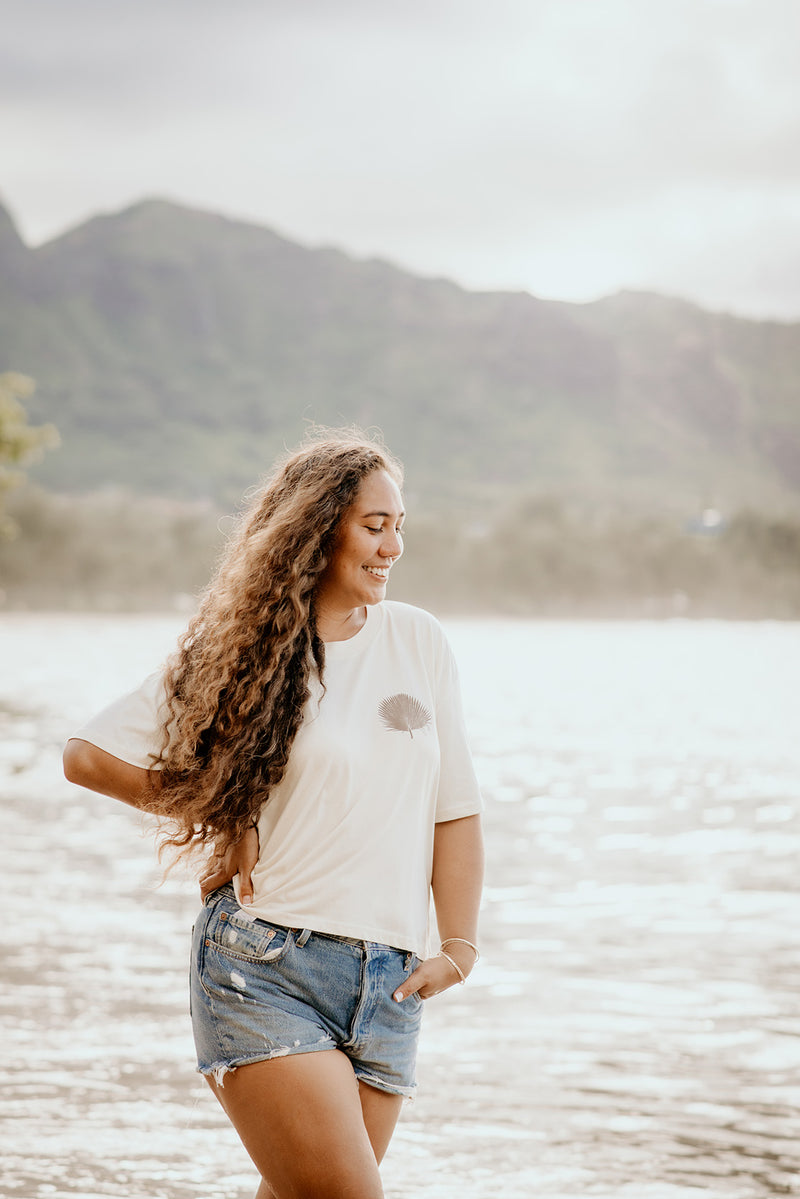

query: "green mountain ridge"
xmin=2 ymin=195 xmax=799 ymax=513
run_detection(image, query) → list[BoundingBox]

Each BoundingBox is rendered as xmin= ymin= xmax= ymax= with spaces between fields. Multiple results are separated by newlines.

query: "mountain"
xmin=2 ymin=196 xmax=799 ymax=513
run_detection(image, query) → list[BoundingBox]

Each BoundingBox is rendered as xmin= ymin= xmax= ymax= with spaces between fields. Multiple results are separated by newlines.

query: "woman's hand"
xmin=393 ymin=943 xmax=477 ymax=1004
xmin=393 ymin=813 xmax=484 ymax=1004
xmin=199 ymin=825 xmax=259 ymax=903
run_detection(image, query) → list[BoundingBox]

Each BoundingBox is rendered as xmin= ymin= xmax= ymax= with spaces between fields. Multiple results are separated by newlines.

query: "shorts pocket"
xmin=397 ymin=953 xmax=424 ymax=1008
xmin=206 ymin=906 xmax=294 ymax=964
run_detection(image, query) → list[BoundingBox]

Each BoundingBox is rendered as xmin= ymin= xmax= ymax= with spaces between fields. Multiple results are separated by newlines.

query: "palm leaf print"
xmin=378 ymin=693 xmax=432 ymax=738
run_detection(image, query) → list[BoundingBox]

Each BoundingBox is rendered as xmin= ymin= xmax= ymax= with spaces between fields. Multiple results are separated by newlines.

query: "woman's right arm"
xmin=64 ymin=738 xmax=259 ymax=901
xmin=62 ymin=738 xmax=162 ymax=812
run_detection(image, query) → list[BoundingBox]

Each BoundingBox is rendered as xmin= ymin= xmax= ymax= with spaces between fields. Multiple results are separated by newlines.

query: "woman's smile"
xmin=315 ymin=470 xmax=405 ymax=622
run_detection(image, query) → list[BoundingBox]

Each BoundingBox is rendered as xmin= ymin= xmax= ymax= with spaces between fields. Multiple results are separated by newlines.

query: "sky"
xmin=3 ymin=0 xmax=800 ymax=320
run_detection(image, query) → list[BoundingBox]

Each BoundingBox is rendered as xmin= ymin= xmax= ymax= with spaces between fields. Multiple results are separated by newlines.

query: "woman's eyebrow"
xmin=361 ymin=509 xmax=405 ymax=519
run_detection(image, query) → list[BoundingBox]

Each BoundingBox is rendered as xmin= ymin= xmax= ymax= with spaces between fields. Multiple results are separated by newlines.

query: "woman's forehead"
xmin=353 ymin=471 xmax=404 ymax=516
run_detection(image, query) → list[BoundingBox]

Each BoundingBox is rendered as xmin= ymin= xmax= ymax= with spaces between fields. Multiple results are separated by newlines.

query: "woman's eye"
xmin=366 ymin=526 xmax=382 ymax=534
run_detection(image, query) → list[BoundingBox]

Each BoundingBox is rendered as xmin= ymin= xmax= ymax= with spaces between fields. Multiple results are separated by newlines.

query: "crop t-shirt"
xmin=73 ymin=601 xmax=483 ymax=956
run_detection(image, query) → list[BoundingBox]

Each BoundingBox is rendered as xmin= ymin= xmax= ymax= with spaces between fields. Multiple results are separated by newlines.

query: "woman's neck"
xmin=315 ymin=603 xmax=368 ymax=643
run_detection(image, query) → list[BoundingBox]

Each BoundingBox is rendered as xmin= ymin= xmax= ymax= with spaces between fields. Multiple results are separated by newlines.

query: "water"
xmin=2 ymin=614 xmax=799 ymax=1198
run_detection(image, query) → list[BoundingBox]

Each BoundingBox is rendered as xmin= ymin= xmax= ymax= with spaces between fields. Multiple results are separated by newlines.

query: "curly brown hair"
xmin=152 ymin=428 xmax=403 ymax=867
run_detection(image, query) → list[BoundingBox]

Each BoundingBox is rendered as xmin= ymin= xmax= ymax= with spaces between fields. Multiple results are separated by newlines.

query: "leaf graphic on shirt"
xmin=378 ymin=693 xmax=432 ymax=738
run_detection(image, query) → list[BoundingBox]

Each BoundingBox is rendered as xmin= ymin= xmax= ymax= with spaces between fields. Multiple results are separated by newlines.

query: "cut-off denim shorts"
xmin=190 ymin=884 xmax=423 ymax=1097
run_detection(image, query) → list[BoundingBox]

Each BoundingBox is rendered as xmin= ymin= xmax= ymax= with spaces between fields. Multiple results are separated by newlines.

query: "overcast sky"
xmin=3 ymin=0 xmax=800 ymax=319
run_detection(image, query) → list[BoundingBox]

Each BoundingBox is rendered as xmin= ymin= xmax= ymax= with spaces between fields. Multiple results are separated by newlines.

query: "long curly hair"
xmin=151 ymin=428 xmax=403 ymax=868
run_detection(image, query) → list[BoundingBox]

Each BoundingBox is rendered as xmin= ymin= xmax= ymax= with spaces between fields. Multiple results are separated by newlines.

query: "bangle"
xmin=438 ymin=949 xmax=466 ymax=984
xmin=440 ymin=937 xmax=480 ymax=965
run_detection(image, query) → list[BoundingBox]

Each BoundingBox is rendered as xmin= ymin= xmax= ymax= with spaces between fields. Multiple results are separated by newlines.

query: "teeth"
xmin=364 ymin=566 xmax=389 ymax=578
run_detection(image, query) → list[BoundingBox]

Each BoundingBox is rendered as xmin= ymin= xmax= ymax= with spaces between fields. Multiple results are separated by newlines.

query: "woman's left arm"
xmin=394 ymin=813 xmax=485 ymax=1003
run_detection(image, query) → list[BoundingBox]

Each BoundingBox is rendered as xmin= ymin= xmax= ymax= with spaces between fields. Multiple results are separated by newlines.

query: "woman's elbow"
xmin=63 ymin=738 xmax=96 ymax=787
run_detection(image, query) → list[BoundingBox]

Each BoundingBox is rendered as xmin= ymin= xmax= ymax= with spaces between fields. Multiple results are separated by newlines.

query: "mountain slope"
xmin=2 ymin=196 xmax=798 ymax=512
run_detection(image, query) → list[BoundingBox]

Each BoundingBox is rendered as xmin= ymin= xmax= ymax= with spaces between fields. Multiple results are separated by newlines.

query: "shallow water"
xmin=2 ymin=614 xmax=799 ymax=1198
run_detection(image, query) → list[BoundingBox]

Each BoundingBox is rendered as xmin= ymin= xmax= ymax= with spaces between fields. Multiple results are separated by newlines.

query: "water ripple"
xmin=1 ymin=615 xmax=799 ymax=1197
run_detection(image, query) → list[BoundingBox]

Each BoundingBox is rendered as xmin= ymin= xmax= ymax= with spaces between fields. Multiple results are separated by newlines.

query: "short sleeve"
xmin=433 ymin=635 xmax=483 ymax=822
xmin=71 ymin=669 xmax=170 ymax=769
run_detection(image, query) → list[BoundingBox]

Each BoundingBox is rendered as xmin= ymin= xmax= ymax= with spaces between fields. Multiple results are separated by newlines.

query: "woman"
xmin=63 ymin=430 xmax=484 ymax=1199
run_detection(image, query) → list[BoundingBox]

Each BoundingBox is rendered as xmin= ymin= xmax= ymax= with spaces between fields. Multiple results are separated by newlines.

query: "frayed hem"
xmin=355 ymin=1071 xmax=417 ymax=1102
xmin=197 ymin=1036 xmax=336 ymax=1087
xmin=205 ymin=1063 xmax=233 ymax=1088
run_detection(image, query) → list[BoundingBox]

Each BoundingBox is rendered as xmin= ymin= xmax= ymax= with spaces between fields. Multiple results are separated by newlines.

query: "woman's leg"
xmin=206 ymin=1049 xmax=402 ymax=1199
xmin=249 ymin=1082 xmax=402 ymax=1198
xmin=357 ymin=1080 xmax=404 ymax=1163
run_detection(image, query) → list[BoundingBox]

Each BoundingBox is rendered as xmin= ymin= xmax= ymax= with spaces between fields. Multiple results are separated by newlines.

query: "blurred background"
xmin=3 ymin=4 xmax=800 ymax=1198
xmin=2 ymin=0 xmax=800 ymax=616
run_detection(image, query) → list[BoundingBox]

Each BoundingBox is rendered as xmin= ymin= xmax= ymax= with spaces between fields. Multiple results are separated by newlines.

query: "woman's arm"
xmin=430 ymin=811 xmax=484 ymax=959
xmin=64 ymin=738 xmax=260 ymax=901
xmin=394 ymin=813 xmax=485 ymax=1003
xmin=62 ymin=738 xmax=162 ymax=811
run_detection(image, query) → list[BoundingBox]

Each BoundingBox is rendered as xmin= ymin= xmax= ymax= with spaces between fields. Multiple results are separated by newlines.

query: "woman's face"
xmin=317 ymin=470 xmax=405 ymax=613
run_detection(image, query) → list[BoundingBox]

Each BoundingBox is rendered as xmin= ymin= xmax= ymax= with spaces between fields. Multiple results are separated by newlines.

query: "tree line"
xmin=2 ymin=484 xmax=799 ymax=618
xmin=2 ymin=373 xmax=798 ymax=617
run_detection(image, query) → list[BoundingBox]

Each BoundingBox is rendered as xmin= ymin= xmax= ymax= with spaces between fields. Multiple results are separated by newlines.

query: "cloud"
xmin=3 ymin=0 xmax=800 ymax=316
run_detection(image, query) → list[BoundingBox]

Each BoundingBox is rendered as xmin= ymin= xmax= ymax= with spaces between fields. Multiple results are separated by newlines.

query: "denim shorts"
xmin=190 ymin=884 xmax=424 ymax=1097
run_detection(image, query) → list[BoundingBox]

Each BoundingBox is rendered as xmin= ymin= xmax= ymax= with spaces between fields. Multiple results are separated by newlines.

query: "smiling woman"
xmin=314 ymin=470 xmax=405 ymax=639
xmin=62 ymin=427 xmax=484 ymax=1199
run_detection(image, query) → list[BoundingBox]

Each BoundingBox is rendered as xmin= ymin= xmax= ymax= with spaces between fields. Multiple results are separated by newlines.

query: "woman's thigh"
xmin=207 ymin=1048 xmax=393 ymax=1199
xmin=357 ymin=1079 xmax=404 ymax=1163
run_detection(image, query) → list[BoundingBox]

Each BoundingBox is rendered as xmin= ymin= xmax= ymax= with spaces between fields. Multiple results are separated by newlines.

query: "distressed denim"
xmin=190 ymin=884 xmax=423 ymax=1096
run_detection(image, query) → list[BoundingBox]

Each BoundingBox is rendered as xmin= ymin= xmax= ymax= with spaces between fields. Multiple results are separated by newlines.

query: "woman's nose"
xmin=380 ymin=529 xmax=403 ymax=558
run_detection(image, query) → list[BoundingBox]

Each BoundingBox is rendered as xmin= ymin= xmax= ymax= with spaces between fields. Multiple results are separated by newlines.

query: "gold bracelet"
xmin=440 ymin=937 xmax=480 ymax=965
xmin=438 ymin=949 xmax=466 ymax=985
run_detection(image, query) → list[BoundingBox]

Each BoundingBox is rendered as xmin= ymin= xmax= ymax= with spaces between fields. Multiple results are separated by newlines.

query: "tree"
xmin=0 ymin=373 xmax=59 ymax=537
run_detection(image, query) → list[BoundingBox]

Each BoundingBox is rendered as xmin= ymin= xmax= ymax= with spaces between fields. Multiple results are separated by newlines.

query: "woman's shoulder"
xmin=381 ymin=599 xmax=438 ymax=628
xmin=381 ymin=600 xmax=449 ymax=649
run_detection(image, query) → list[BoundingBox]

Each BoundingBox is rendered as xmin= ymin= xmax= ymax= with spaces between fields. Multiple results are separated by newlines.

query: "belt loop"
xmin=296 ymin=928 xmax=312 ymax=947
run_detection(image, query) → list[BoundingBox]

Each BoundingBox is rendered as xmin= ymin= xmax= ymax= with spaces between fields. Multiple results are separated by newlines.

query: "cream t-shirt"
xmin=73 ymin=601 xmax=483 ymax=956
